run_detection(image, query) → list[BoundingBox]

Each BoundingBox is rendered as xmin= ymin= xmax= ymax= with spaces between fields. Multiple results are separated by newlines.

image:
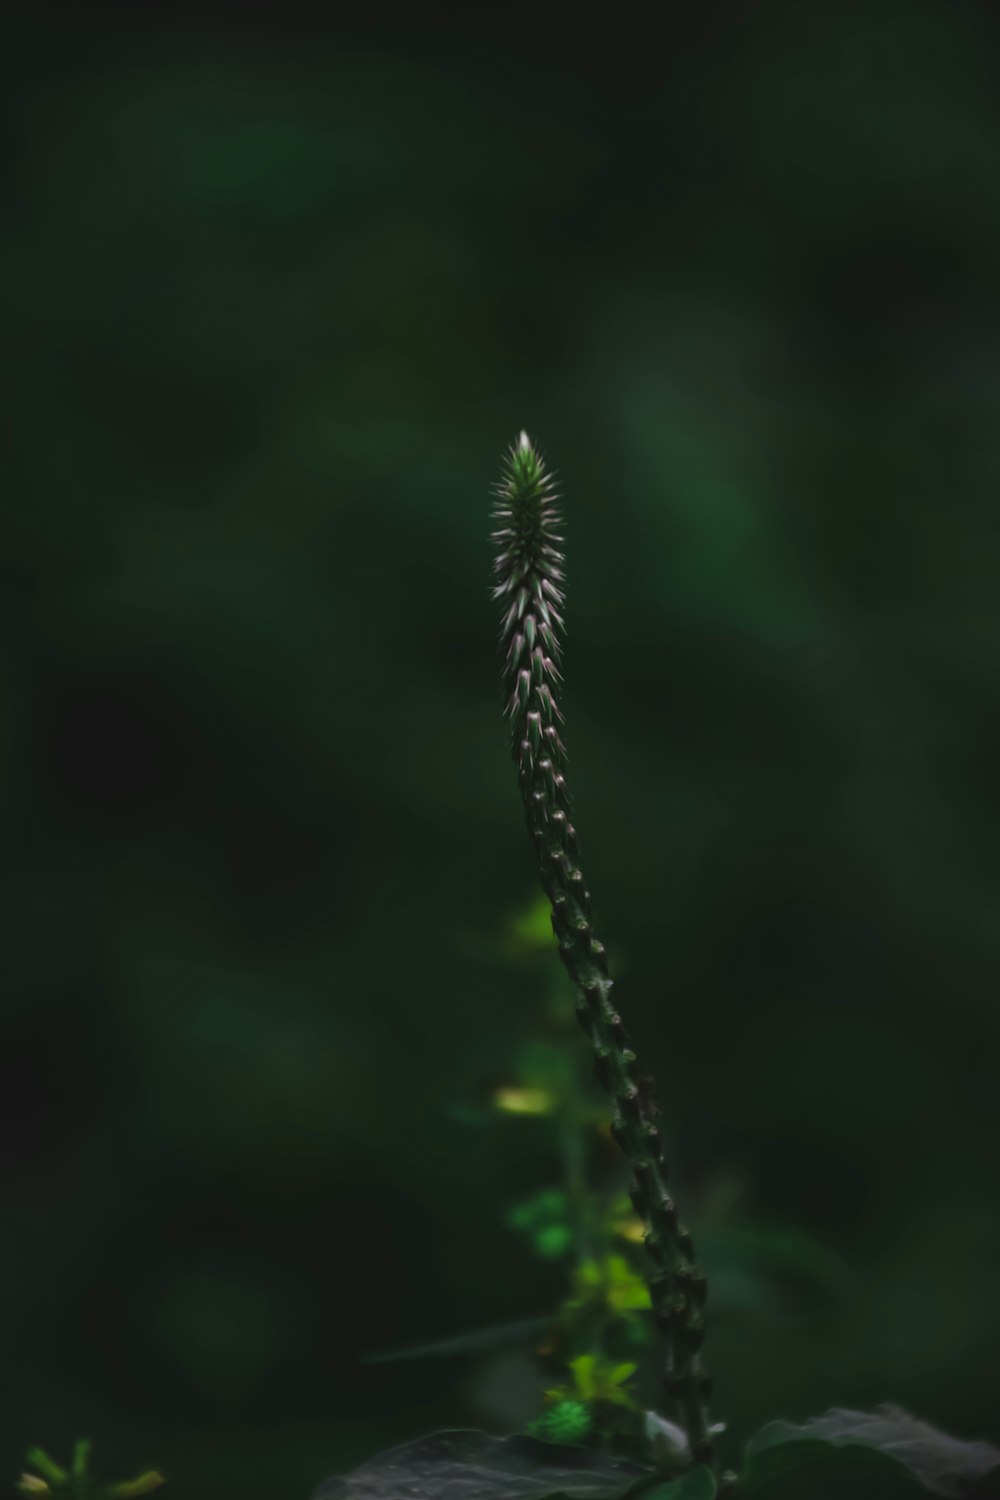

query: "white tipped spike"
xmin=518 ymin=429 xmax=531 ymax=452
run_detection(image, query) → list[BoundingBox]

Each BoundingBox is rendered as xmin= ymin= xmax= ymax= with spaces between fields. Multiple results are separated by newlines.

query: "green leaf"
xmin=312 ymin=1430 xmax=649 ymax=1500
xmin=569 ymin=1256 xmax=651 ymax=1315
xmin=621 ymin=1464 xmax=716 ymax=1499
xmin=24 ymin=1452 xmax=68 ymax=1487
xmin=743 ymin=1436 xmax=920 ymax=1499
xmin=743 ymin=1406 xmax=1000 ymax=1498
xmin=71 ymin=1443 xmax=91 ymax=1485
xmin=534 ymin=1224 xmax=573 ymax=1259
xmin=105 ymin=1475 xmax=166 ymax=1498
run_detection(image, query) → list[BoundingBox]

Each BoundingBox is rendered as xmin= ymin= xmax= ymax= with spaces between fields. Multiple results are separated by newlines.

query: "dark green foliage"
xmin=493 ymin=435 xmax=713 ymax=1462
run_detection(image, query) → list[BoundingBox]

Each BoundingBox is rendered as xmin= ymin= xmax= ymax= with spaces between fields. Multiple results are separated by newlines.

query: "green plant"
xmin=16 ymin=1442 xmax=163 ymax=1499
xmin=23 ymin=435 xmax=998 ymax=1500
xmin=492 ymin=431 xmax=714 ymax=1466
xmin=380 ymin=888 xmax=847 ymax=1462
xmin=312 ymin=433 xmax=1000 ymax=1500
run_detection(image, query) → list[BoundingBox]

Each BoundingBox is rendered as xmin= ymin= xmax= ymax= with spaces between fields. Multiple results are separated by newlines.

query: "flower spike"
xmin=492 ymin=432 xmax=714 ymax=1468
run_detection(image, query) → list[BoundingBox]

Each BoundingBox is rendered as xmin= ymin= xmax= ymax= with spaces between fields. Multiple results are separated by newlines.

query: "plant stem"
xmin=492 ymin=432 xmax=714 ymax=1467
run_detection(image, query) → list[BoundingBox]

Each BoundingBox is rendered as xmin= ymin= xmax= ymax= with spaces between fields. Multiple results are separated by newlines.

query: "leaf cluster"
xmin=313 ymin=1409 xmax=1000 ymax=1500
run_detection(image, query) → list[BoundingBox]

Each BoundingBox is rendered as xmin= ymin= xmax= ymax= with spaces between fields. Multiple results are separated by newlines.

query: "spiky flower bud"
xmin=492 ymin=433 xmax=714 ymax=1469
xmin=493 ymin=431 xmax=566 ymax=771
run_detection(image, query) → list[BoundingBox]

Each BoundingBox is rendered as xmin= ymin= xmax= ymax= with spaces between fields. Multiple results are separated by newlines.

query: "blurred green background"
xmin=4 ymin=3 xmax=1000 ymax=1496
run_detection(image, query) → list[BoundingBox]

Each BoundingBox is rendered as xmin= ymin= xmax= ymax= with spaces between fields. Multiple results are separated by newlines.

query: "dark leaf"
xmin=620 ymin=1463 xmax=717 ymax=1498
xmin=312 ymin=1430 xmax=648 ymax=1500
xmin=744 ymin=1406 xmax=1000 ymax=1499
xmin=742 ymin=1435 xmax=920 ymax=1498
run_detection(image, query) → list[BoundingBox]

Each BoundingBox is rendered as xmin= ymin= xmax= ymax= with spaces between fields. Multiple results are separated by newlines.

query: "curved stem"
xmin=492 ymin=432 xmax=714 ymax=1467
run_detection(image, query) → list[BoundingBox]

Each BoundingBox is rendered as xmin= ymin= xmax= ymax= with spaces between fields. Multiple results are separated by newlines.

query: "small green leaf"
xmin=71 ymin=1443 xmax=91 ymax=1484
xmin=554 ymin=1354 xmax=640 ymax=1409
xmin=495 ymin=1087 xmax=555 ymax=1115
xmin=568 ymin=1256 xmax=651 ymax=1315
xmin=535 ymin=1224 xmax=573 ymax=1259
xmin=106 ymin=1474 xmax=166 ymax=1498
xmin=24 ymin=1453 xmax=68 ymax=1487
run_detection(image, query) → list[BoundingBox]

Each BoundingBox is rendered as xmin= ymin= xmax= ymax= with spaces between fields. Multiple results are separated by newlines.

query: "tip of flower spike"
xmin=518 ymin=429 xmax=531 ymax=452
